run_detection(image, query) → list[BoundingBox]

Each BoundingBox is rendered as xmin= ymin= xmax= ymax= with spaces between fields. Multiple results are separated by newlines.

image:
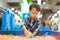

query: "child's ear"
xmin=29 ymin=10 xmax=30 ymax=12
xmin=29 ymin=10 xmax=31 ymax=12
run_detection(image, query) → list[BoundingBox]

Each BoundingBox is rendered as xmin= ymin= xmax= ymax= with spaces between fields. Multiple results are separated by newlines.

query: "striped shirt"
xmin=23 ymin=17 xmax=40 ymax=33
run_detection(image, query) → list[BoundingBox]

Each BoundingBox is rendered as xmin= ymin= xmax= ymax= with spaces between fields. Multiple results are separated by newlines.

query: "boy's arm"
xmin=22 ymin=18 xmax=28 ymax=32
xmin=32 ymin=26 xmax=40 ymax=36
xmin=23 ymin=25 xmax=37 ymax=36
xmin=22 ymin=25 xmax=32 ymax=35
xmin=22 ymin=18 xmax=32 ymax=36
xmin=22 ymin=25 xmax=27 ymax=31
xmin=32 ymin=31 xmax=37 ymax=36
xmin=22 ymin=25 xmax=28 ymax=35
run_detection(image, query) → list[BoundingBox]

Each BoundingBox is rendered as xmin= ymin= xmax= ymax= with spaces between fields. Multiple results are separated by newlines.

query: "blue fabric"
xmin=0 ymin=31 xmax=54 ymax=36
xmin=43 ymin=26 xmax=50 ymax=31
xmin=40 ymin=25 xmax=50 ymax=31
xmin=39 ymin=25 xmax=51 ymax=35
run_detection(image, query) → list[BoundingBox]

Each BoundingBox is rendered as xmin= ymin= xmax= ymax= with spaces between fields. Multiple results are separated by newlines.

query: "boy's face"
xmin=29 ymin=8 xmax=39 ymax=19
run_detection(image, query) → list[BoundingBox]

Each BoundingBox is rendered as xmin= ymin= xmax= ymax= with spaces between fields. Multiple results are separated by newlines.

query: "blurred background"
xmin=0 ymin=0 xmax=60 ymax=32
xmin=0 ymin=0 xmax=60 ymax=40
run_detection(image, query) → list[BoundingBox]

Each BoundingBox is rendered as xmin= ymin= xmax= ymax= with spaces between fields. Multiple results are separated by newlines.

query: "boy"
xmin=22 ymin=3 xmax=40 ymax=37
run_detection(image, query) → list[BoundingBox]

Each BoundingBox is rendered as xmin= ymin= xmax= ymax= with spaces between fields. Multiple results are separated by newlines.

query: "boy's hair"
xmin=29 ymin=3 xmax=40 ymax=11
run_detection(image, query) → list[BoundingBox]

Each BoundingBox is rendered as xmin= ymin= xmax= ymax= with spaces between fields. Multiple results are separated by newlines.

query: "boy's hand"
xmin=25 ymin=30 xmax=32 ymax=38
xmin=26 ymin=30 xmax=32 ymax=35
